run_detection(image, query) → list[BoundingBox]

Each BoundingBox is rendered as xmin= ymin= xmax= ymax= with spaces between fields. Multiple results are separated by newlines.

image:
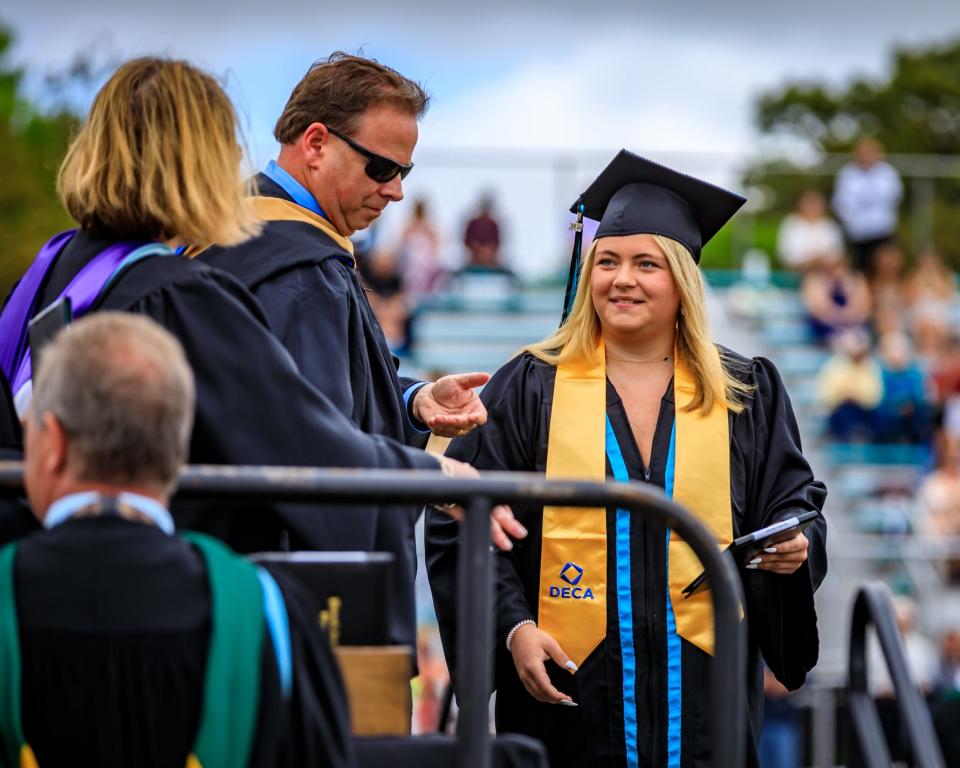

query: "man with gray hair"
xmin=0 ymin=313 xmax=353 ymax=768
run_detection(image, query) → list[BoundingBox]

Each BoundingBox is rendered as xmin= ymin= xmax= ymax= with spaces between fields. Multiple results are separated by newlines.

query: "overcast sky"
xmin=5 ymin=1 xmax=960 ymax=274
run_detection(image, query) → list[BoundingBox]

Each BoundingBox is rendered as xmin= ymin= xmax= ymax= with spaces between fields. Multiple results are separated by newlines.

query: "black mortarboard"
xmin=560 ymin=150 xmax=746 ymax=322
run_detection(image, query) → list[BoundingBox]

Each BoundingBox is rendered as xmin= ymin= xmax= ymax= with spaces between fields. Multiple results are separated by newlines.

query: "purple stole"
xmin=0 ymin=231 xmax=169 ymax=414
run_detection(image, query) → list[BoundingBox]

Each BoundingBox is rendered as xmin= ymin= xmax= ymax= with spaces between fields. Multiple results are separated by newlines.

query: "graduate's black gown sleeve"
xmin=425 ymin=355 xmax=546 ymax=679
xmin=733 ymin=356 xmax=827 ymax=690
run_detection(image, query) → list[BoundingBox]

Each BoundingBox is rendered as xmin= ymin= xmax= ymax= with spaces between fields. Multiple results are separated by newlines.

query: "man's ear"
xmin=301 ymin=122 xmax=329 ymax=164
xmin=42 ymin=412 xmax=69 ymax=475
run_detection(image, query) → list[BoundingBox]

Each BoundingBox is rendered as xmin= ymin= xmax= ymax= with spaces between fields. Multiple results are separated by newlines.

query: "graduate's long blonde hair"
xmin=526 ymin=235 xmax=752 ymax=415
xmin=58 ymin=57 xmax=259 ymax=246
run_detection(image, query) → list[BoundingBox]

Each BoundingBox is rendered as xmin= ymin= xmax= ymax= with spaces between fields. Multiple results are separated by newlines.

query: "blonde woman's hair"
xmin=58 ymin=57 xmax=259 ymax=246
xmin=526 ymin=236 xmax=753 ymax=414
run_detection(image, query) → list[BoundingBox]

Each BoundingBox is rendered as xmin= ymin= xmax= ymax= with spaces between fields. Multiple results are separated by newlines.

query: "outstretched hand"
xmin=413 ymin=372 xmax=490 ymax=438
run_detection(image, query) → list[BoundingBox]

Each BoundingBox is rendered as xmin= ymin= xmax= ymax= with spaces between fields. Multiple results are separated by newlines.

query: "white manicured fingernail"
xmin=559 ymin=699 xmax=578 ymax=707
xmin=749 ymin=557 xmax=762 ymax=565
xmin=764 ymin=547 xmax=778 ymax=554
xmin=565 ymin=660 xmax=578 ymax=672
xmin=746 ymin=563 xmax=759 ymax=570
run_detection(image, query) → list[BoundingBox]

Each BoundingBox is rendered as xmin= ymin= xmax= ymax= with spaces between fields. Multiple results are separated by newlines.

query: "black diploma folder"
xmin=682 ymin=510 xmax=819 ymax=598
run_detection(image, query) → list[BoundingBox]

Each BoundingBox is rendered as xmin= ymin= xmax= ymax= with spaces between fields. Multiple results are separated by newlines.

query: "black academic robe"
xmin=15 ymin=515 xmax=353 ymax=768
xmin=425 ymin=351 xmax=828 ymax=768
xmin=201 ymin=174 xmax=426 ymax=649
xmin=0 ymin=373 xmax=34 ymax=542
xmin=1 ymin=231 xmax=439 ymax=553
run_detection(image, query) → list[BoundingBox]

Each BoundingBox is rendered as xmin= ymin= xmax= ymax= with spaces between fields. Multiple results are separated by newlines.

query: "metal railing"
xmin=847 ymin=582 xmax=946 ymax=768
xmin=0 ymin=462 xmax=747 ymax=768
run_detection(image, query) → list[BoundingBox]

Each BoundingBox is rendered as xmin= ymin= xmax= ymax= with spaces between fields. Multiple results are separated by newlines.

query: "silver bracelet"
xmin=505 ymin=619 xmax=536 ymax=651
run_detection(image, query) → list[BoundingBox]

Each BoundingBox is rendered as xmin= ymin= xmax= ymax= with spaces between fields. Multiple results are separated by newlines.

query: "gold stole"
xmin=538 ymin=341 xmax=608 ymax=667
xmin=182 ymin=197 xmax=356 ymax=260
xmin=541 ymin=340 xmax=731 ymax=661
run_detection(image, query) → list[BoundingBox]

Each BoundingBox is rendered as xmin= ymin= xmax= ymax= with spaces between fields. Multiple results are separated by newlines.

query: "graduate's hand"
xmin=435 ymin=457 xmax=527 ymax=550
xmin=413 ymin=373 xmax=490 ymax=437
xmin=746 ymin=531 xmax=809 ymax=575
xmin=510 ymin=624 xmax=578 ymax=706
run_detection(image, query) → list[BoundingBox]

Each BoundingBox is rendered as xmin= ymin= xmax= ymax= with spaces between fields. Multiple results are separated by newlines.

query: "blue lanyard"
xmin=263 ymin=160 xmax=327 ymax=219
xmin=44 ymin=491 xmax=175 ymax=535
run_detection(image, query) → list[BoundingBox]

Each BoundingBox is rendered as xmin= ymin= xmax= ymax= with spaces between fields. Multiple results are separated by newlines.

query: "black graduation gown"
xmin=201 ymin=174 xmax=426 ymax=649
xmin=1 ymin=231 xmax=439 ymax=554
xmin=425 ymin=351 xmax=828 ymax=768
xmin=15 ymin=515 xmax=353 ymax=768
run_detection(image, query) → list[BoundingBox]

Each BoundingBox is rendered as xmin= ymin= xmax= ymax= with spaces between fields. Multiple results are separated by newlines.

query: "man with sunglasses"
xmin=200 ymin=53 xmax=504 ymax=656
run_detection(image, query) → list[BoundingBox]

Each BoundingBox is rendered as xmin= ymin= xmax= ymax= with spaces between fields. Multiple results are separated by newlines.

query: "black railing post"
xmin=847 ymin=582 xmax=945 ymax=768
xmin=456 ymin=496 xmax=494 ymax=768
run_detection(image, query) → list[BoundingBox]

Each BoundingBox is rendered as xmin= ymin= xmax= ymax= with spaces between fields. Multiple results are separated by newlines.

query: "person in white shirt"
xmin=832 ymin=137 xmax=903 ymax=274
xmin=777 ymin=189 xmax=845 ymax=272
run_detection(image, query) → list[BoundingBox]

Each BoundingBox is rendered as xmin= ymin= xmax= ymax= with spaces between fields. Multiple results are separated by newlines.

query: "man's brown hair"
xmin=274 ymin=52 xmax=429 ymax=144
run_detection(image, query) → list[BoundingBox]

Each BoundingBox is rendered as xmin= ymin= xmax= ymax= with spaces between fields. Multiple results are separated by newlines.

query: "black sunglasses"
xmin=327 ymin=127 xmax=414 ymax=183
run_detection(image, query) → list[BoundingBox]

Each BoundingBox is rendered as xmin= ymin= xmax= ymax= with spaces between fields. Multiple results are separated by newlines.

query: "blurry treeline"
xmin=0 ymin=23 xmax=82 ymax=299
xmin=745 ymin=38 xmax=960 ymax=264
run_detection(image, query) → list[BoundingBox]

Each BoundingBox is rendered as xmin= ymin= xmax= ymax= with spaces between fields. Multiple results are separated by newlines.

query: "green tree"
xmin=744 ymin=39 xmax=960 ymax=264
xmin=0 ymin=24 xmax=79 ymax=299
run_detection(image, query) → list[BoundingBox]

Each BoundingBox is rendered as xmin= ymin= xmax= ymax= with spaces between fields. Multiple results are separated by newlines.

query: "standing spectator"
xmin=870 ymin=242 xmax=908 ymax=336
xmin=832 ymin=137 xmax=903 ymax=275
xmin=875 ymin=332 xmax=931 ymax=444
xmin=397 ymin=198 xmax=444 ymax=299
xmin=816 ymin=329 xmax=883 ymax=441
xmin=802 ymin=255 xmax=872 ymax=345
xmin=463 ymin=193 xmax=504 ymax=270
xmin=776 ymin=189 xmax=845 ymax=272
xmin=453 ymin=194 xmax=518 ymax=303
xmin=905 ymin=247 xmax=957 ymax=357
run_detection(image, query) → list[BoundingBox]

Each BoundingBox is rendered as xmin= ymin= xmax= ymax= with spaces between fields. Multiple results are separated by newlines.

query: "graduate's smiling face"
xmin=302 ymin=103 xmax=418 ymax=236
xmin=590 ymin=234 xmax=681 ymax=341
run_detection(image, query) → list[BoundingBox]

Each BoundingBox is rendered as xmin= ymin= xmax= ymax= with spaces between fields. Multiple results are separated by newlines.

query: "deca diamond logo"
xmin=559 ymin=562 xmax=584 ymax=586
xmin=549 ymin=561 xmax=595 ymax=600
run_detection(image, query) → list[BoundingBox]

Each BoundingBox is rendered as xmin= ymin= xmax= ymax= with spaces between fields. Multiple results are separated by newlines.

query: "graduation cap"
xmin=561 ymin=150 xmax=747 ymax=322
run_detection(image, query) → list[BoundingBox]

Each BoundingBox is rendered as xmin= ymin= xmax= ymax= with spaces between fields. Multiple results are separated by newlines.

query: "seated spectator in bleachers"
xmin=816 ymin=328 xmax=883 ymax=441
xmin=870 ymin=242 xmax=908 ymax=337
xmin=397 ymin=198 xmax=445 ymax=300
xmin=932 ymin=626 xmax=960 ymax=765
xmin=758 ymin=666 xmax=802 ymax=768
xmin=917 ymin=429 xmax=960 ymax=582
xmin=867 ymin=596 xmax=939 ymax=763
xmin=935 ymin=626 xmax=960 ymax=695
xmin=929 ymin=335 xmax=960 ymax=413
xmin=1 ymin=313 xmax=353 ymax=768
xmin=776 ymin=189 xmax=845 ymax=272
xmin=360 ymin=246 xmax=412 ymax=355
xmin=905 ymin=247 xmax=957 ymax=357
xmin=802 ymin=255 xmax=872 ymax=345
xmin=875 ymin=331 xmax=932 ymax=444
